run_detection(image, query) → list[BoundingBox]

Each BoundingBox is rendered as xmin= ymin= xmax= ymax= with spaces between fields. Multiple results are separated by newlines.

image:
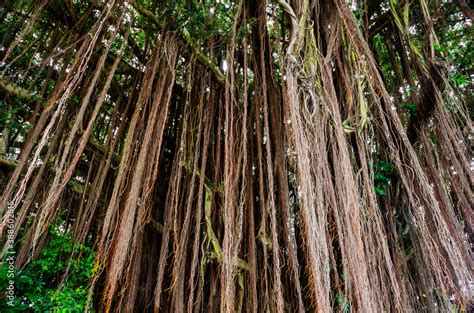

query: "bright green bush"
xmin=0 ymin=223 xmax=97 ymax=312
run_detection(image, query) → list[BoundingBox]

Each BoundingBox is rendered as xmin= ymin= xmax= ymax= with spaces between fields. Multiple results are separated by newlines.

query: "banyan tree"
xmin=0 ymin=0 xmax=472 ymax=311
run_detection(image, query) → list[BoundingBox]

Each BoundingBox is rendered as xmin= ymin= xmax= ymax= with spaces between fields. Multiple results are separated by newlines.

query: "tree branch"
xmin=0 ymin=77 xmax=40 ymax=101
xmin=368 ymin=0 xmax=410 ymax=38
xmin=131 ymin=1 xmax=226 ymax=87
xmin=0 ymin=76 xmax=120 ymax=164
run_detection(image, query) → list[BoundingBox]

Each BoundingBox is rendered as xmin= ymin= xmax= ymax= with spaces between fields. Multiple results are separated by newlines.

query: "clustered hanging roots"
xmin=0 ymin=0 xmax=472 ymax=312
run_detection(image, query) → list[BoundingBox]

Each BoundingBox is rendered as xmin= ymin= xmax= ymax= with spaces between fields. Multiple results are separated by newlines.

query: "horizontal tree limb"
xmin=131 ymin=1 xmax=226 ymax=87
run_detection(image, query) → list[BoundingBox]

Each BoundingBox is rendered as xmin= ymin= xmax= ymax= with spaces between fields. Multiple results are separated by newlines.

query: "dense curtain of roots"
xmin=0 ymin=0 xmax=472 ymax=312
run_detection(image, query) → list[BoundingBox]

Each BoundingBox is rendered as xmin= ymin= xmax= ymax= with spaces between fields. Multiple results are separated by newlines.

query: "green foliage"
xmin=352 ymin=8 xmax=365 ymax=28
xmin=237 ymin=17 xmax=257 ymax=41
xmin=400 ymin=102 xmax=417 ymax=117
xmin=448 ymin=73 xmax=469 ymax=88
xmin=436 ymin=5 xmax=473 ymax=69
xmin=372 ymin=161 xmax=395 ymax=196
xmin=174 ymin=0 xmax=234 ymax=43
xmin=0 ymin=223 xmax=97 ymax=312
xmin=433 ymin=42 xmax=444 ymax=53
xmin=434 ymin=3 xmax=473 ymax=91
xmin=335 ymin=294 xmax=350 ymax=313
xmin=0 ymin=100 xmax=31 ymax=136
xmin=372 ymin=34 xmax=395 ymax=88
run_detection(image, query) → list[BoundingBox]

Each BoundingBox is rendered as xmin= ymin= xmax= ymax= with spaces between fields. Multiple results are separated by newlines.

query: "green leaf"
xmin=400 ymin=103 xmax=417 ymax=116
xmin=335 ymin=294 xmax=350 ymax=313
xmin=374 ymin=172 xmax=390 ymax=182
xmin=17 ymin=275 xmax=33 ymax=285
xmin=375 ymin=186 xmax=387 ymax=196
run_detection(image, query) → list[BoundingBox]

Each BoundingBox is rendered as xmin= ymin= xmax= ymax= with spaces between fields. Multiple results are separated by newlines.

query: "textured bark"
xmin=0 ymin=0 xmax=472 ymax=312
